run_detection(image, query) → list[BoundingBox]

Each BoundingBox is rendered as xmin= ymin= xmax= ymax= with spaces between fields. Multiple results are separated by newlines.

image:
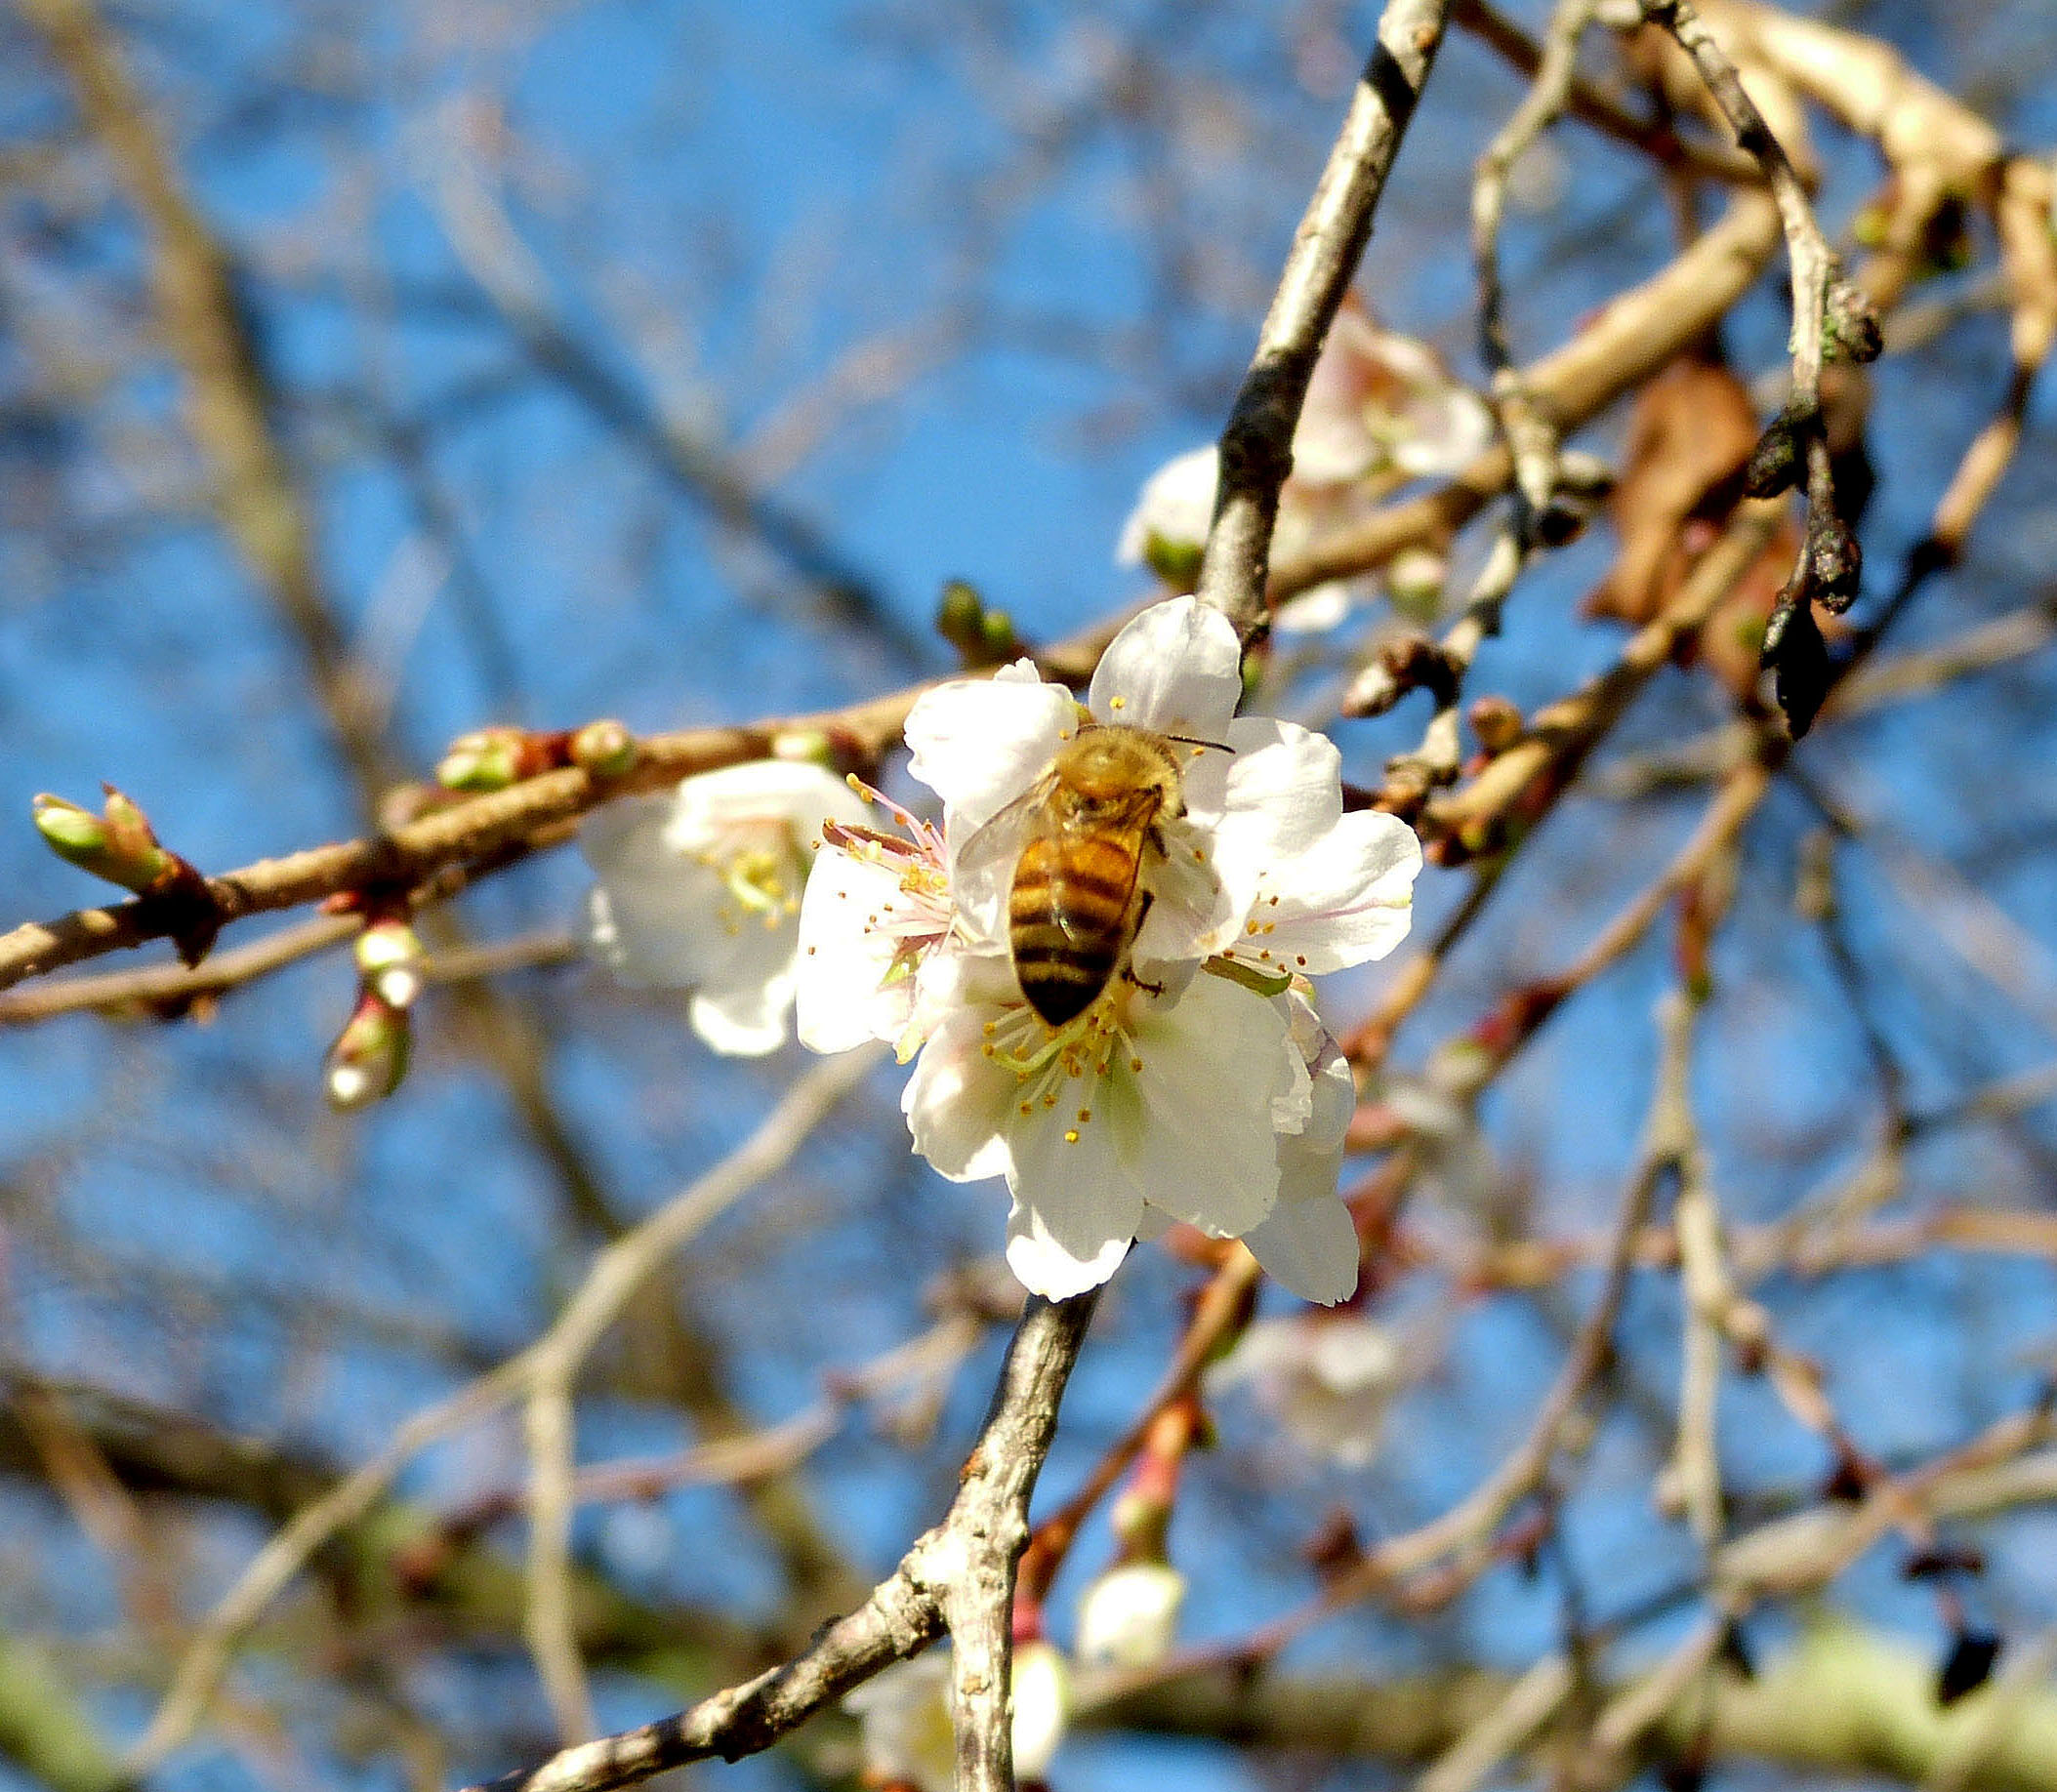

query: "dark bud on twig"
xmin=1467 ymin=694 xmax=1524 ymax=757
xmin=1818 ymin=1439 xmax=1871 ymax=1503
xmin=1742 ymin=412 xmax=1804 ymax=500
xmin=1936 ymin=1628 xmax=2003 ymax=1706
xmin=1761 ymin=592 xmax=1832 ymax=740
xmin=1806 ymin=512 xmax=1863 ymax=613
xmin=1656 ymin=1758 xmax=1707 ymax=1792
xmin=1302 ymin=1508 xmax=1365 ymax=1588
xmin=1717 ymin=1617 xmax=1757 ymax=1681
xmin=1345 ymin=635 xmax=1463 ymax=716
xmin=1825 ymin=278 xmax=1884 ymax=365
xmin=1904 ymin=1544 xmax=1987 ymax=1582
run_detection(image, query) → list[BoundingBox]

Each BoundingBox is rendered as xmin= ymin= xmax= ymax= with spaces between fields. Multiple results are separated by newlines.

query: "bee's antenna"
xmin=1165 ymin=734 xmax=1234 ymax=755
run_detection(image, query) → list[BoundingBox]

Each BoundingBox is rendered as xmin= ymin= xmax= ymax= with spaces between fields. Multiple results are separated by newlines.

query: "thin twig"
xmin=1196 ymin=0 xmax=1452 ymax=641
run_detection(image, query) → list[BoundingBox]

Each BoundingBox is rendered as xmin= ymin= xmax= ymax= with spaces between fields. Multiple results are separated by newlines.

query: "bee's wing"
xmin=950 ymin=778 xmax=1055 ymax=945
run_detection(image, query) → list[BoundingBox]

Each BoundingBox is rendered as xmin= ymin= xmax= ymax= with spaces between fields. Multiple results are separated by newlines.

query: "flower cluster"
xmin=796 ymin=596 xmax=1421 ymax=1303
xmin=580 ymin=758 xmax=869 ymax=1056
xmin=1118 ymin=306 xmax=1488 ymax=631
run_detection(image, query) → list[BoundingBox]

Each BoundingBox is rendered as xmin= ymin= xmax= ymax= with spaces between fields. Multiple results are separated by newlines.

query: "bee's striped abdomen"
xmin=1009 ymin=832 xmax=1143 ymax=1026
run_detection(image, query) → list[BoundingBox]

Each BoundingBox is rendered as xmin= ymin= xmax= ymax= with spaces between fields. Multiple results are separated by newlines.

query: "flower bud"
xmin=1008 ymin=1640 xmax=1071 ymax=1780
xmin=1743 ymin=414 xmax=1803 ymax=500
xmin=1385 ymin=547 xmax=1448 ymax=624
xmin=1825 ymin=279 xmax=1883 ymax=365
xmin=436 ymin=727 xmax=527 ymax=793
xmin=569 ymin=719 xmax=637 ymax=777
xmin=1467 ymin=694 xmax=1525 ymax=756
xmin=324 ymin=992 xmax=411 ymax=1110
xmin=936 ymin=578 xmax=987 ymax=650
xmin=1075 ymin=1560 xmax=1186 ymax=1670
xmin=354 ymin=919 xmax=426 ymax=1011
xmin=33 ymin=790 xmax=174 ymax=893
xmin=771 ymin=728 xmax=834 ymax=766
xmin=1141 ymin=531 xmax=1205 ymax=592
xmin=980 ymin=607 xmax=1020 ymax=661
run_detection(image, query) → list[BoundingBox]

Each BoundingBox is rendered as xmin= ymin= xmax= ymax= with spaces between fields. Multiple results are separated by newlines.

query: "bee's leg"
xmin=1123 ymin=889 xmax=1166 ymax=998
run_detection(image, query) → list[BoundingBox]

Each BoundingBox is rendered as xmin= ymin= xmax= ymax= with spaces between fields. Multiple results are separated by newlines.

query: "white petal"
xmin=902 ymin=1007 xmax=1016 ymax=1184
xmin=689 ymin=970 xmax=794 ymax=1058
xmin=1245 ymin=809 xmax=1422 ymax=975
xmin=665 ymin=758 xmax=868 ymax=851
xmin=1130 ymin=817 xmax=1233 ymax=969
xmin=581 ymin=825 xmax=736 ymax=992
xmin=1308 ymin=1317 xmax=1402 ymax=1391
xmin=845 ymin=1655 xmax=955 ymax=1792
xmin=1118 ymin=976 xmax=1288 ymax=1237
xmin=1088 ymin=596 xmax=1242 ymax=743
xmin=905 ymin=666 xmax=1076 ymax=832
xmin=1007 ymin=1095 xmax=1144 ymax=1296
xmin=1006 ymin=1198 xmax=1133 ymax=1301
xmin=795 ymin=846 xmax=915 ymax=1053
xmin=1219 ymin=717 xmax=1344 ymax=861
xmin=1240 ymin=1189 xmax=1359 ymax=1304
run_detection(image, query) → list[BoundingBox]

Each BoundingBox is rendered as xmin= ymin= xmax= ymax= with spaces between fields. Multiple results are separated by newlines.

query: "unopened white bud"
xmin=1076 ymin=1560 xmax=1186 ymax=1670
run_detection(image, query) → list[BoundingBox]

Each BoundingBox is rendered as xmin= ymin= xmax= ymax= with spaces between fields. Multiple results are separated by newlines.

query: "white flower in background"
xmin=581 ymin=759 xmax=868 ymax=1056
xmin=1205 ymin=1310 xmax=1411 ymax=1469
xmin=845 ymin=1653 xmax=953 ymax=1792
xmin=1117 ymin=307 xmax=1489 ymax=632
xmin=1293 ymin=305 xmax=1493 ymax=487
xmin=1075 ymin=1560 xmax=1186 ymax=1670
xmin=844 ymin=1643 xmax=1070 ymax=1791
xmin=1384 ymin=1042 xmax=1499 ymax=1222
xmin=796 ymin=595 xmax=1423 ymax=1303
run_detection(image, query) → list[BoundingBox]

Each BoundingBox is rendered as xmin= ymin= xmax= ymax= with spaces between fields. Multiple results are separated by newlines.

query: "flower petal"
xmin=689 ymin=969 xmax=794 ymax=1058
xmin=1240 ymin=1189 xmax=1359 ymax=1304
xmin=665 ymin=759 xmax=868 ymax=851
xmin=1006 ymin=1090 xmax=1144 ymax=1297
xmin=1118 ymin=975 xmax=1289 ymax=1237
xmin=905 ymin=663 xmax=1076 ymax=832
xmin=1005 ymin=1197 xmax=1134 ymax=1300
xmin=582 ymin=816 xmax=736 ymax=990
xmin=902 ymin=1006 xmax=1016 ymax=1184
xmin=1242 ymin=809 xmax=1422 ymax=975
xmin=1088 ymin=596 xmax=1242 ymax=743
xmin=795 ymin=845 xmax=916 ymax=1053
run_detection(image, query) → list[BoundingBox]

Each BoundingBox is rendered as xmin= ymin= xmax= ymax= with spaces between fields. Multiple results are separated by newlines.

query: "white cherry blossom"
xmin=1117 ymin=310 xmax=1490 ymax=632
xmin=795 ymin=595 xmax=1423 ymax=1304
xmin=1205 ymin=1310 xmax=1411 ymax=1469
xmin=581 ymin=758 xmax=868 ymax=1056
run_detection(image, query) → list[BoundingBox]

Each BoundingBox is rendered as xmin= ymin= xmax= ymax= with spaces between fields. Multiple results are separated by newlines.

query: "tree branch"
xmin=462 ymin=1289 xmax=1101 ymax=1792
xmin=1196 ymin=0 xmax=1451 ymax=640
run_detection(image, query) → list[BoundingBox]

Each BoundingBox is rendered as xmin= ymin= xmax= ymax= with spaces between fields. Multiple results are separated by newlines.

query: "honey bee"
xmin=959 ymin=724 xmax=1193 ymax=1028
